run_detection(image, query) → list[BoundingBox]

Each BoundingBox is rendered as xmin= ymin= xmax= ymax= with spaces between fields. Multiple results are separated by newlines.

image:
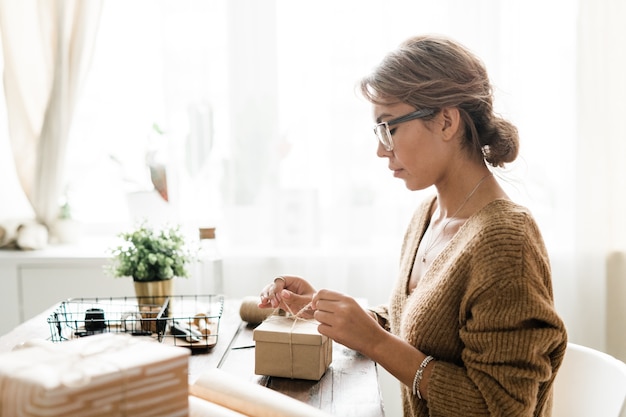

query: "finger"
xmin=273 ymin=276 xmax=287 ymax=289
xmin=277 ymin=290 xmax=301 ymax=315
xmin=310 ymin=291 xmax=320 ymax=310
xmin=312 ymin=309 xmax=331 ymax=325
xmin=259 ymin=285 xmax=281 ymax=309
xmin=258 ymin=295 xmax=274 ymax=308
xmin=270 ymin=276 xmax=291 ymax=307
xmin=310 ymin=289 xmax=342 ymax=311
xmin=258 ymin=284 xmax=274 ymax=304
xmin=278 ymin=291 xmax=313 ymax=317
xmin=284 ymin=291 xmax=313 ymax=307
xmin=262 ymin=277 xmax=287 ymax=307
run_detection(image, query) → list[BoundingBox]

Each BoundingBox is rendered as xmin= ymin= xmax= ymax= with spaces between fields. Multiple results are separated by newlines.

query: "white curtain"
xmin=0 ymin=0 xmax=102 ymax=231
xmin=576 ymin=0 xmax=626 ymax=357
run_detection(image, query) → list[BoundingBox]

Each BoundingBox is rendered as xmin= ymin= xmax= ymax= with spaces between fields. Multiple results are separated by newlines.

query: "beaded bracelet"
xmin=412 ymin=355 xmax=434 ymax=400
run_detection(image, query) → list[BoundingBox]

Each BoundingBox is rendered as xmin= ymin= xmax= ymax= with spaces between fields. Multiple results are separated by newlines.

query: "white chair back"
xmin=553 ymin=342 xmax=626 ymax=417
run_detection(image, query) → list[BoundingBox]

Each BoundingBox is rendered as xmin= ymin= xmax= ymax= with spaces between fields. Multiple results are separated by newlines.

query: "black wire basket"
xmin=47 ymin=294 xmax=224 ymax=351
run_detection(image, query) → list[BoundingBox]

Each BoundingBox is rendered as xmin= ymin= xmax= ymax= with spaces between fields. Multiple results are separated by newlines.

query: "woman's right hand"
xmin=258 ymin=275 xmax=316 ymax=317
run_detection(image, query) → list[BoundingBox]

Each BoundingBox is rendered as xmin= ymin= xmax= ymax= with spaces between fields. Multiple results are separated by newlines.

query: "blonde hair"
xmin=359 ymin=35 xmax=518 ymax=167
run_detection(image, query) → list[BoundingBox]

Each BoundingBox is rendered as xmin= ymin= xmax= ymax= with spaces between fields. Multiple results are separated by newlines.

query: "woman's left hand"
xmin=310 ymin=289 xmax=385 ymax=355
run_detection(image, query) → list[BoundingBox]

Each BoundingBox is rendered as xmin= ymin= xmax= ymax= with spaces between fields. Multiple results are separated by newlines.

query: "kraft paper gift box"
xmin=253 ymin=316 xmax=332 ymax=381
xmin=0 ymin=333 xmax=189 ymax=417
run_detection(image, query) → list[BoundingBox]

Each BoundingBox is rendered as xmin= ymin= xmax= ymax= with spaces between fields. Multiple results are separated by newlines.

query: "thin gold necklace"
xmin=421 ymin=173 xmax=492 ymax=263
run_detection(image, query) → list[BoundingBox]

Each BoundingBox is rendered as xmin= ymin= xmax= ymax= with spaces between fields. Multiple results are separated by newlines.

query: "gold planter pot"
xmin=133 ymin=279 xmax=173 ymax=307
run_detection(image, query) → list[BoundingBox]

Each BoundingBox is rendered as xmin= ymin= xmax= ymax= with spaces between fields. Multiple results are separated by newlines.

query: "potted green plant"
xmin=52 ymin=195 xmax=82 ymax=244
xmin=107 ymin=221 xmax=195 ymax=305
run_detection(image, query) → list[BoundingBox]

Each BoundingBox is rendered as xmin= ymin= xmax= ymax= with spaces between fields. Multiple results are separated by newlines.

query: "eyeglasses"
xmin=373 ymin=108 xmax=435 ymax=151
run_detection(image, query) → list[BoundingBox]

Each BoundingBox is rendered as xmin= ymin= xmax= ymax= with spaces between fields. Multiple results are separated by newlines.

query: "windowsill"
xmin=0 ymin=235 xmax=400 ymax=263
xmin=0 ymin=236 xmax=115 ymax=263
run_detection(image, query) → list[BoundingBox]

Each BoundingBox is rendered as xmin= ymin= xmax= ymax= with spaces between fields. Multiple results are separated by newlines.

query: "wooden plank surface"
xmin=218 ymin=321 xmax=386 ymax=417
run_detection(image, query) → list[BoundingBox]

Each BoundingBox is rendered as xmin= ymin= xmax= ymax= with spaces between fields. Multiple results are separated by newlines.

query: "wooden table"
xmin=0 ymin=297 xmax=385 ymax=417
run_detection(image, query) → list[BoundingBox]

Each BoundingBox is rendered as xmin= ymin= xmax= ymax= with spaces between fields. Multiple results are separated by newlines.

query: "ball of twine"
xmin=239 ymin=296 xmax=274 ymax=324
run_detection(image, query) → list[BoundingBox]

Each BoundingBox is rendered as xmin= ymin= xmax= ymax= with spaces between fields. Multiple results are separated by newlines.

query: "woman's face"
xmin=373 ymin=102 xmax=448 ymax=191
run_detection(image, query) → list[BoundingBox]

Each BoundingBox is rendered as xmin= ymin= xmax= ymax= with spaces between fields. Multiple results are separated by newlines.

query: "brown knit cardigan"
xmin=373 ymin=197 xmax=567 ymax=417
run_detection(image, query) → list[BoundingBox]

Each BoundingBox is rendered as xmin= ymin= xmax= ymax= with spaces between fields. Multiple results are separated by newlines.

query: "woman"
xmin=259 ymin=35 xmax=567 ymax=417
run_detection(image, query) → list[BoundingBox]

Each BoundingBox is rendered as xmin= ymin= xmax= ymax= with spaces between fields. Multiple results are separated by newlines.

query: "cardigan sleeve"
xmin=368 ymin=305 xmax=391 ymax=331
xmin=425 ymin=213 xmax=567 ymax=417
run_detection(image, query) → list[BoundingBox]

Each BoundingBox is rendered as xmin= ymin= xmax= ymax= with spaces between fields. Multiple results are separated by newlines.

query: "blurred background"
xmin=1 ymin=2 xmax=625 ymax=412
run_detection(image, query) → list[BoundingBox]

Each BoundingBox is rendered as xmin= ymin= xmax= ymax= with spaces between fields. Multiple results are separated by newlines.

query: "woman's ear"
xmin=439 ymin=107 xmax=462 ymax=142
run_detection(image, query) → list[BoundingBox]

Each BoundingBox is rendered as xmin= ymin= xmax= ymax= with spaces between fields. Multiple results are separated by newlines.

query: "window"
xmin=2 ymin=0 xmax=578 ymax=256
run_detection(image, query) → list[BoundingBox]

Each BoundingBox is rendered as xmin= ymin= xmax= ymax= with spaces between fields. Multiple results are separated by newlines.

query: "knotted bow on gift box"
xmin=0 ymin=333 xmax=189 ymax=417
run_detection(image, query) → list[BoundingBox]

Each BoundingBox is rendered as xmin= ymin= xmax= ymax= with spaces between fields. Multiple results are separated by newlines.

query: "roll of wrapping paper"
xmin=189 ymin=368 xmax=333 ymax=417
xmin=239 ymin=296 xmax=274 ymax=324
xmin=189 ymin=395 xmax=247 ymax=417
